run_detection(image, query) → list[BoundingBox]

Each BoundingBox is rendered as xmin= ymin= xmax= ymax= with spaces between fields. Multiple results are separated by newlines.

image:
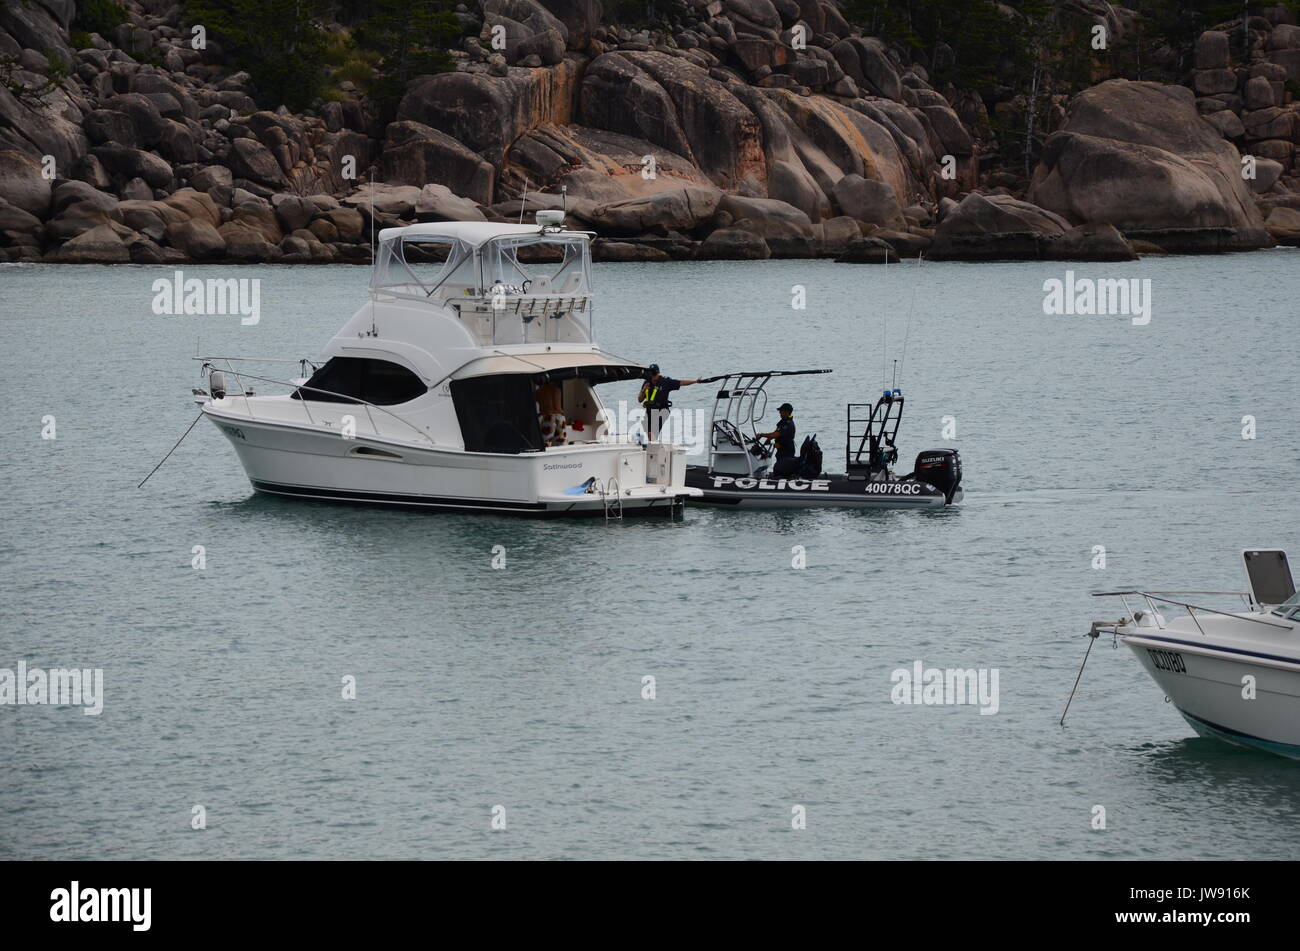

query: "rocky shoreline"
xmin=1 ymin=0 xmax=1298 ymax=266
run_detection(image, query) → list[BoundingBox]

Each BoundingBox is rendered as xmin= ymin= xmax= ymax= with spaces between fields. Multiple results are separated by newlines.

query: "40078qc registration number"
xmin=861 ymin=482 xmax=929 ymax=495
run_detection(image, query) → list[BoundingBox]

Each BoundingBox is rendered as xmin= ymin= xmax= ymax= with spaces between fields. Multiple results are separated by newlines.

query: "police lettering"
xmin=711 ymin=476 xmax=830 ymax=491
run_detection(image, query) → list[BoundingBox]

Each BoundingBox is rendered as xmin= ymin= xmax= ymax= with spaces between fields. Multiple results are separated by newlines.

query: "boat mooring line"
xmin=1059 ymin=623 xmax=1104 ymax=726
xmin=138 ymin=411 xmax=203 ymax=489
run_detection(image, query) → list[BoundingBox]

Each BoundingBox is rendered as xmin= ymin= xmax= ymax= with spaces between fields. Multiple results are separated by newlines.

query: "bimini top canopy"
xmin=371 ymin=222 xmax=596 ymax=308
xmin=376 ymin=222 xmax=591 ymax=248
xmin=451 ymin=351 xmax=645 ymax=383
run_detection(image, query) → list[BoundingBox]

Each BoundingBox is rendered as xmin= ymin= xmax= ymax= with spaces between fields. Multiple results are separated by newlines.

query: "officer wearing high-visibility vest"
xmin=758 ymin=402 xmax=799 ymax=477
xmin=638 ymin=364 xmax=700 ymax=440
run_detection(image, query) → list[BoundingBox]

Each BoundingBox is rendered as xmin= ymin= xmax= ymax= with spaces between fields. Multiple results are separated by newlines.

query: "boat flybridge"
xmin=1088 ymin=549 xmax=1300 ymax=758
xmin=196 ymin=212 xmax=700 ymax=516
xmin=683 ymin=370 xmax=962 ymax=508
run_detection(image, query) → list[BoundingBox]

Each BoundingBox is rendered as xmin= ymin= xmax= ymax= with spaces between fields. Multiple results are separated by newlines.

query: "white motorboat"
xmin=196 ymin=212 xmax=700 ymax=516
xmin=1091 ymin=549 xmax=1300 ymax=758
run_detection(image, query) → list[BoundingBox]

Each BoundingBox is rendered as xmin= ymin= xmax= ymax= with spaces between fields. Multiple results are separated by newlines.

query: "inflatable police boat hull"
xmin=685 ymin=465 xmax=961 ymax=509
xmin=687 ymin=370 xmax=963 ymax=510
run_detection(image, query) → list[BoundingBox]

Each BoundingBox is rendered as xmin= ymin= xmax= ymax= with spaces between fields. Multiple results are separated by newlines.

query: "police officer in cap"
xmin=758 ymin=402 xmax=799 ymax=477
xmin=639 ymin=364 xmax=700 ymax=440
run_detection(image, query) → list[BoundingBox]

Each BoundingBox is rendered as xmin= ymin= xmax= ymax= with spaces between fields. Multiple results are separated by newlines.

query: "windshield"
xmin=483 ymin=235 xmax=591 ymax=296
xmin=1272 ymin=589 xmax=1300 ymax=619
xmin=372 ymin=236 xmax=478 ymax=300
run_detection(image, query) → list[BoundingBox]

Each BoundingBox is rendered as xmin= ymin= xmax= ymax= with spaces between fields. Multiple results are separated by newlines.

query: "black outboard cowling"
xmin=912 ymin=449 xmax=962 ymax=503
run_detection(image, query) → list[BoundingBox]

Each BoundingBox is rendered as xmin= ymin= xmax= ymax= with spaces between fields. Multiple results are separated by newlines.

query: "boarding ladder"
xmin=601 ymin=477 xmax=623 ymax=521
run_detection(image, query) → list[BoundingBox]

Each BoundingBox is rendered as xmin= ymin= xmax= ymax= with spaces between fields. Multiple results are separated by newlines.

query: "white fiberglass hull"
xmin=203 ymin=408 xmax=697 ymax=516
xmin=1123 ymin=631 xmax=1300 ymax=758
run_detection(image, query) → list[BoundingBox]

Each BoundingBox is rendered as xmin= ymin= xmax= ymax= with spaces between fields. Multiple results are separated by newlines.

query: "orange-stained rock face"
xmin=766 ymin=90 xmax=914 ymax=206
xmin=581 ymin=51 xmax=768 ymax=195
xmin=462 ymin=48 xmax=938 ymax=227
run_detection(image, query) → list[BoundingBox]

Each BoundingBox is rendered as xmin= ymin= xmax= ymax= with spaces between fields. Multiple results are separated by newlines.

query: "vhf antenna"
xmin=369 ymin=169 xmax=377 ymax=337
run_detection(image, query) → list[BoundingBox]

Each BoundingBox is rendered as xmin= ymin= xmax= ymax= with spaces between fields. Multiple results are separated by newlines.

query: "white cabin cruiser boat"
xmin=196 ymin=212 xmax=699 ymax=516
xmin=1091 ymin=549 xmax=1300 ymax=759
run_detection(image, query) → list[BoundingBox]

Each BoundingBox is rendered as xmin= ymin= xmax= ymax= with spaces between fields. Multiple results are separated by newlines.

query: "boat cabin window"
xmin=292 ymin=357 xmax=427 ymax=405
xmin=450 ymin=375 xmax=544 ymax=454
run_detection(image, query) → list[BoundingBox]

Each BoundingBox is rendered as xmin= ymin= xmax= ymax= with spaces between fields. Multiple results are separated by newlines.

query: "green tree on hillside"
xmin=843 ymin=0 xmax=1035 ymax=91
xmin=351 ymin=0 xmax=460 ymax=119
xmin=602 ymin=0 xmax=690 ymax=30
xmin=75 ymin=0 xmax=129 ymax=37
xmin=181 ymin=0 xmax=330 ymax=111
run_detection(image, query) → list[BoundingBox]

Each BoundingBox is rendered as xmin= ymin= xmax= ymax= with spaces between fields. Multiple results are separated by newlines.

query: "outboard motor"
xmin=209 ymin=370 xmax=227 ymax=400
xmin=912 ymin=449 xmax=961 ymax=503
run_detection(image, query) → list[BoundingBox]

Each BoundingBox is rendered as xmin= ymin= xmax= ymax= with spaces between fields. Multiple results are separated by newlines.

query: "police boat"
xmin=683 ymin=370 xmax=962 ymax=508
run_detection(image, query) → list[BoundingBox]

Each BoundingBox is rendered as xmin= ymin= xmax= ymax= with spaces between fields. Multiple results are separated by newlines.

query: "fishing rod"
xmin=896 ymin=252 xmax=924 ymax=386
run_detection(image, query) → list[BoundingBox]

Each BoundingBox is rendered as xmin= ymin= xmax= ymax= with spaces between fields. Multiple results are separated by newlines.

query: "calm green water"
xmin=2 ymin=251 xmax=1299 ymax=859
